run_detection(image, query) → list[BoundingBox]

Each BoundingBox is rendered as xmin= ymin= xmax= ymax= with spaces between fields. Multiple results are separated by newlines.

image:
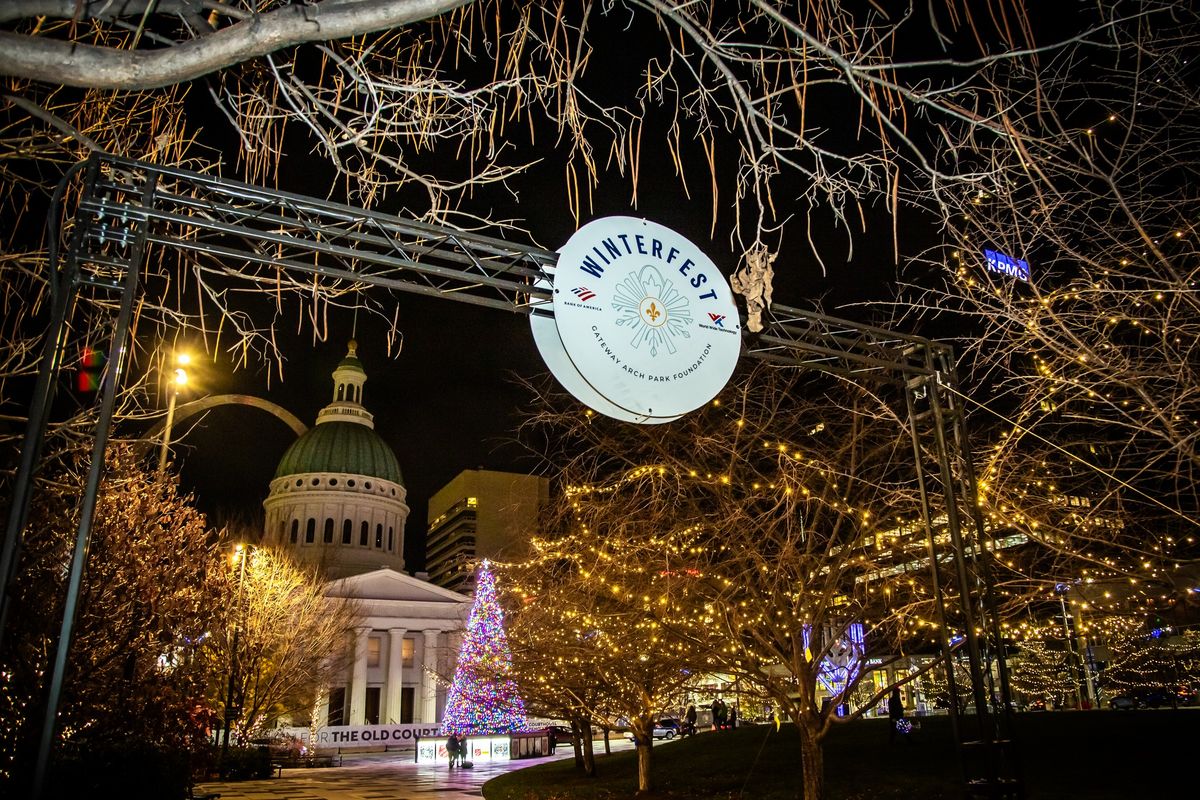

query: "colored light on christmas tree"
xmin=440 ymin=560 xmax=529 ymax=735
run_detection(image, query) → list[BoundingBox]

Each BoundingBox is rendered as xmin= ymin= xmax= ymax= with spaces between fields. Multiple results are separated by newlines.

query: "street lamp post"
xmin=157 ymin=353 xmax=190 ymax=475
xmin=219 ymin=544 xmax=248 ymax=776
xmin=1069 ymin=597 xmax=1099 ymax=708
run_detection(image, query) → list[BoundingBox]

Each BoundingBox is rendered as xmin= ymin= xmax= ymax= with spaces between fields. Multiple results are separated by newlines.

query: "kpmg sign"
xmin=984 ymin=249 xmax=1030 ymax=282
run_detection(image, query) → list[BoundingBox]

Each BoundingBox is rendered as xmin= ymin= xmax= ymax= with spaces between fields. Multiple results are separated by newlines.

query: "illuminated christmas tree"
xmin=440 ymin=560 xmax=529 ymax=734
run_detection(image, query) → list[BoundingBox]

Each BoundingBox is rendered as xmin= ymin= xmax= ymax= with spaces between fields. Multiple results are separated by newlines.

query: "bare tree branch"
xmin=0 ymin=0 xmax=472 ymax=89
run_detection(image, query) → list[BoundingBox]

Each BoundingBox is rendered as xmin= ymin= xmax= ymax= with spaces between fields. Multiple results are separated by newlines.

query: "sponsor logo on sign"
xmin=548 ymin=216 xmax=741 ymax=420
xmin=612 ymin=265 xmax=691 ymax=356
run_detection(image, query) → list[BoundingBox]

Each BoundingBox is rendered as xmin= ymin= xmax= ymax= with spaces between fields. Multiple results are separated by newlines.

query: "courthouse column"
xmin=386 ymin=627 xmax=407 ymax=722
xmin=420 ymin=629 xmax=440 ymax=723
xmin=349 ymin=626 xmax=370 ymax=725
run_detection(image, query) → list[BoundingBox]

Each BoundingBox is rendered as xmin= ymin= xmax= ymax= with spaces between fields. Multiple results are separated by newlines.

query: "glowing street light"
xmin=157 ymin=353 xmax=191 ymax=475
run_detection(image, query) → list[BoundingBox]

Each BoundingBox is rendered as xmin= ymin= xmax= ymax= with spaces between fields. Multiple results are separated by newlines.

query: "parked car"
xmin=1109 ymin=688 xmax=1173 ymax=709
xmin=1109 ymin=694 xmax=1137 ymax=710
xmin=623 ymin=719 xmax=680 ymax=740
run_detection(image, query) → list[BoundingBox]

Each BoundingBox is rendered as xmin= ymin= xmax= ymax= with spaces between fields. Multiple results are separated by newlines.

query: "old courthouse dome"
xmin=264 ymin=340 xmax=409 ymax=579
xmin=275 ymin=421 xmax=404 ymax=484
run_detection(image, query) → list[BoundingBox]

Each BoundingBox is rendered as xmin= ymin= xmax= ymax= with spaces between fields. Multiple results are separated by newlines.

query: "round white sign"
xmin=529 ymin=268 xmax=683 ymax=425
xmin=553 ymin=217 xmax=741 ymax=419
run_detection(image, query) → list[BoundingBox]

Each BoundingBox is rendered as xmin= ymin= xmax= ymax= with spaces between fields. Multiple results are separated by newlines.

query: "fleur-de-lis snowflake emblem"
xmin=612 ymin=265 xmax=692 ymax=356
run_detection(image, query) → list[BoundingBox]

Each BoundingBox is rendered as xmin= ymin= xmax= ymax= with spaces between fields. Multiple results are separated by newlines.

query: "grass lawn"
xmin=483 ymin=710 xmax=1195 ymax=799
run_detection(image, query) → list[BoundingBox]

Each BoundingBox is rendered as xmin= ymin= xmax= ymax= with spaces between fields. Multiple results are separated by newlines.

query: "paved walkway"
xmin=195 ymin=745 xmax=628 ymax=800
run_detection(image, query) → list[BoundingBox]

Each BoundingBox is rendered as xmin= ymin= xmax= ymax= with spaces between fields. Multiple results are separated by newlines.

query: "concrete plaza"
xmin=194 ymin=744 xmax=624 ymax=800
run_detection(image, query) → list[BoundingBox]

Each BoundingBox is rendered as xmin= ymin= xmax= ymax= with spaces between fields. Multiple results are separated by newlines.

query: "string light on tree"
xmin=440 ymin=560 xmax=529 ymax=735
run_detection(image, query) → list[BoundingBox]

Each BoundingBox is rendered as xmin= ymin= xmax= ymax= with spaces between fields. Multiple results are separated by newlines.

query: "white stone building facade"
xmin=262 ymin=341 xmax=470 ymax=730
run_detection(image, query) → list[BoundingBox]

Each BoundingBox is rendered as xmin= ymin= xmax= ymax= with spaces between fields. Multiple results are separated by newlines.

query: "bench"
xmin=271 ymin=753 xmax=342 ymax=775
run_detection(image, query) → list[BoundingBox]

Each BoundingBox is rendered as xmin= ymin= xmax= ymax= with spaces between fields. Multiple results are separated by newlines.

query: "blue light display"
xmin=803 ymin=623 xmax=866 ymax=697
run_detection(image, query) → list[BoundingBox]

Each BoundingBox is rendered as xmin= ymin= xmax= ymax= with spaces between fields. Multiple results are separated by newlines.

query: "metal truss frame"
xmin=1 ymin=153 xmax=1020 ymax=798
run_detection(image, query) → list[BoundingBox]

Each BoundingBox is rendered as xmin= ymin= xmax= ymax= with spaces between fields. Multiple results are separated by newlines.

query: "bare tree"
xmin=1092 ymin=617 xmax=1199 ymax=704
xmin=1009 ymin=639 xmax=1074 ymax=710
xmin=497 ymin=553 xmax=606 ymax=775
xmin=501 ymin=534 xmax=703 ymax=791
xmin=0 ymin=2 xmax=472 ymax=90
xmin=517 ymin=365 xmax=967 ymax=800
xmin=212 ymin=544 xmax=359 ymax=742
xmin=895 ymin=1 xmax=1200 ymax=572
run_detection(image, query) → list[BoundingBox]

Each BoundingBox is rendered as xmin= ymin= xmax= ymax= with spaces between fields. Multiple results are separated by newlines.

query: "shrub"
xmin=220 ymin=745 xmax=273 ymax=780
xmin=46 ymin=742 xmax=191 ymax=800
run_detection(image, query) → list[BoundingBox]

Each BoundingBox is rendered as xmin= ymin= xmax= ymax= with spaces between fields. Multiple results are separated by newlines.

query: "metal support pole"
xmin=219 ymin=548 xmax=248 ymax=776
xmin=31 ymin=247 xmax=144 ymax=799
xmin=0 ymin=159 xmax=93 ymax=650
xmin=31 ymin=162 xmax=153 ymax=800
xmin=1071 ymin=603 xmax=1098 ymax=708
xmin=1056 ymin=589 xmax=1083 ymax=709
xmin=904 ymin=375 xmax=963 ymax=748
xmin=158 ymin=384 xmax=178 ymax=476
xmin=926 ymin=377 xmax=992 ymax=727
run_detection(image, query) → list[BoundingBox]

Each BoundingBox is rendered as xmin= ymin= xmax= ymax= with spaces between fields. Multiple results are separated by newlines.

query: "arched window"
xmin=324 ymin=518 xmax=334 ymax=543
xmin=342 ymin=519 xmax=352 ymax=544
xmin=337 ymin=384 xmax=344 ymax=401
xmin=388 ymin=527 xmax=394 ymax=552
xmin=305 ymin=518 xmax=316 ymax=543
xmin=360 ymin=521 xmax=369 ymax=546
xmin=375 ymin=524 xmax=383 ymax=549
xmin=290 ymin=519 xmax=299 ymax=544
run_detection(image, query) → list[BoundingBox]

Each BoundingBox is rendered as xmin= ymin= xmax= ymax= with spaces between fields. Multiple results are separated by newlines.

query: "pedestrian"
xmin=728 ymin=704 xmax=738 ymax=729
xmin=457 ymin=733 xmax=469 ymax=765
xmin=446 ymin=732 xmax=459 ymax=767
xmin=888 ymin=688 xmax=906 ymax=744
xmin=710 ymin=698 xmax=722 ymax=731
xmin=715 ymin=698 xmax=728 ymax=730
xmin=547 ymin=726 xmax=557 ymax=754
xmin=685 ymin=704 xmax=697 ymax=736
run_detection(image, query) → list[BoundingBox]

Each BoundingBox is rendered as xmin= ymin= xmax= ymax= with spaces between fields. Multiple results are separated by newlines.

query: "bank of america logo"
xmin=572 ymin=287 xmax=596 ymax=302
xmin=707 ymin=313 xmax=726 ymax=327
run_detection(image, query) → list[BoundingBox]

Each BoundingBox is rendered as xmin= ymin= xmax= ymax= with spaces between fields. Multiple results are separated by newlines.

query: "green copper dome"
xmin=274 ymin=421 xmax=404 ymax=484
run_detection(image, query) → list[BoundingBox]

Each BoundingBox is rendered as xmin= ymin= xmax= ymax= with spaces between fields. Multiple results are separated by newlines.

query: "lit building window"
xmin=402 ymin=638 xmax=414 ymax=666
xmin=367 ymin=636 xmax=381 ymax=668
